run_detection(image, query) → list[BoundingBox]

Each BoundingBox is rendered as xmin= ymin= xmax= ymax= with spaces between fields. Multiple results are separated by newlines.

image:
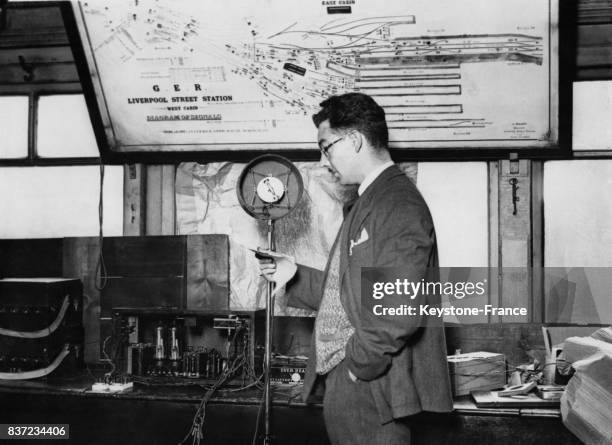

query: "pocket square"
xmin=349 ymin=227 xmax=369 ymax=256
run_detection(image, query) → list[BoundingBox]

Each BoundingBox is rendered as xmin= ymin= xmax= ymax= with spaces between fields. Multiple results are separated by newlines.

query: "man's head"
xmin=312 ymin=93 xmax=389 ymax=185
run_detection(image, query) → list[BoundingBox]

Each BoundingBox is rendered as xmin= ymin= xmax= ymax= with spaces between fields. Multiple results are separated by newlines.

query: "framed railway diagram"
xmin=71 ymin=0 xmax=570 ymax=162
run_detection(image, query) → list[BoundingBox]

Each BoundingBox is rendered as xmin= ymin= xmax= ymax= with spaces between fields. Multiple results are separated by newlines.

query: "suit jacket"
xmin=286 ymin=164 xmax=453 ymax=423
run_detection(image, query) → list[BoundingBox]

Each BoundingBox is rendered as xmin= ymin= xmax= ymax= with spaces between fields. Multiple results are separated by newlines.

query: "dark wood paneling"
xmin=0 ymin=61 xmax=79 ymax=84
xmin=577 ymin=25 xmax=612 ymax=64
xmin=0 ymin=46 xmax=74 ymax=65
xmin=144 ymin=165 xmax=176 ymax=235
xmin=413 ymin=412 xmax=582 ymax=445
xmin=63 ymin=237 xmax=101 ymax=363
xmin=102 ymin=236 xmax=186 ymax=277
xmin=100 ymin=277 xmax=184 ymax=317
xmin=0 ymin=238 xmax=63 ymax=278
xmin=186 ymin=235 xmax=229 ymax=310
xmin=0 ymin=82 xmax=81 ymax=95
xmin=531 ymin=162 xmax=544 ymax=323
xmin=578 ymin=0 xmax=612 ymax=24
xmin=0 ymin=392 xmax=330 ymax=445
xmin=0 ymin=391 xmax=583 ymax=445
xmin=576 ymin=21 xmax=612 ymax=79
xmin=0 ymin=39 xmax=77 ymax=86
xmin=0 ymin=6 xmax=68 ymax=48
xmin=123 ymin=165 xmax=146 ymax=236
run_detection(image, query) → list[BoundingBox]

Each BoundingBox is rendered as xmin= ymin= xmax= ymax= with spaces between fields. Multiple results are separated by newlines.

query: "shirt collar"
xmin=358 ymin=161 xmax=394 ymax=196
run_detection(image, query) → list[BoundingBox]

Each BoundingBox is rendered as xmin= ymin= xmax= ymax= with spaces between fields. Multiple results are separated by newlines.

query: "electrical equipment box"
xmin=269 ymin=316 xmax=313 ymax=386
xmin=111 ymin=308 xmax=264 ymax=386
xmin=100 ymin=235 xmax=230 ymax=317
xmin=98 ymin=235 xmax=230 ymax=359
xmin=0 ymin=278 xmax=84 ymax=378
xmin=270 ymin=355 xmax=307 ymax=384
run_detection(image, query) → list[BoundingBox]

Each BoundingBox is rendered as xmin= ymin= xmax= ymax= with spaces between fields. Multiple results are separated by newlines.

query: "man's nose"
xmin=319 ymin=153 xmax=330 ymax=168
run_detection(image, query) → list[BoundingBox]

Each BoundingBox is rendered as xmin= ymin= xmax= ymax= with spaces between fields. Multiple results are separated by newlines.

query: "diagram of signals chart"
xmin=77 ymin=0 xmax=559 ymax=152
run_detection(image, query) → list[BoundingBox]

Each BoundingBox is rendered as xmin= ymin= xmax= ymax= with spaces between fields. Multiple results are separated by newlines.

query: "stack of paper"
xmin=563 ymin=335 xmax=612 ymax=363
xmin=590 ymin=327 xmax=612 ymax=343
xmin=561 ymin=329 xmax=612 ymax=445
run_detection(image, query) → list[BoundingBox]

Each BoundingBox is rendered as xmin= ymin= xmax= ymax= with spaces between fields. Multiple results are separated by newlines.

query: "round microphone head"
xmin=256 ymin=176 xmax=285 ymax=204
xmin=236 ymin=154 xmax=304 ymax=220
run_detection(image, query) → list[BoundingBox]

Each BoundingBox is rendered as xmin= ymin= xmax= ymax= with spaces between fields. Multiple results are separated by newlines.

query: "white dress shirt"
xmin=357 ymin=160 xmax=394 ymax=196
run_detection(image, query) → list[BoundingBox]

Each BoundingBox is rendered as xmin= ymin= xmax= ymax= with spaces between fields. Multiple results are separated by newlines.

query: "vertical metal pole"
xmin=263 ymin=218 xmax=274 ymax=445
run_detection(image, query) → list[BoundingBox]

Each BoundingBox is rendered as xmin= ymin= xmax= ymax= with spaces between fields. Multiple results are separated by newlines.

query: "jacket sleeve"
xmin=285 ymin=264 xmax=325 ymax=311
xmin=345 ymin=188 xmax=436 ymax=381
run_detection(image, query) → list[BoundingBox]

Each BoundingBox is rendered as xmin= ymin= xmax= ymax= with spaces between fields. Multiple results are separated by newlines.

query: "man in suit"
xmin=259 ymin=92 xmax=453 ymax=444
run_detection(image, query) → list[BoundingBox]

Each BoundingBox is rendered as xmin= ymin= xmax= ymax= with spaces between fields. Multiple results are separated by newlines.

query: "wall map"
xmin=75 ymin=0 xmax=559 ymax=153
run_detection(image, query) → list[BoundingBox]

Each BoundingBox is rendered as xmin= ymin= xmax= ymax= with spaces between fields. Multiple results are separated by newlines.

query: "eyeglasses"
xmin=319 ymin=133 xmax=349 ymax=157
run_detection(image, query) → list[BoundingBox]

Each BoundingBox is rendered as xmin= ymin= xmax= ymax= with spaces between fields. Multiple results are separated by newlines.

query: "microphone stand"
xmin=263 ymin=218 xmax=274 ymax=445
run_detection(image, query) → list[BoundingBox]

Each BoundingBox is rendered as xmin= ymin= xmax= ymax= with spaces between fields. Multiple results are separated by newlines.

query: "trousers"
xmin=322 ymin=360 xmax=412 ymax=445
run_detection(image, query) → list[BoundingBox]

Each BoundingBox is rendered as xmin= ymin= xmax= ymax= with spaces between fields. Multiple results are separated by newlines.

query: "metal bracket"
xmin=509 ymin=178 xmax=520 ymax=215
xmin=128 ymin=164 xmax=138 ymax=180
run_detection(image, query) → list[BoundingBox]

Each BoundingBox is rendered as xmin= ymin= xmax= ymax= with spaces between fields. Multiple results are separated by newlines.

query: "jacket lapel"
xmin=338 ymin=165 xmax=403 ymax=287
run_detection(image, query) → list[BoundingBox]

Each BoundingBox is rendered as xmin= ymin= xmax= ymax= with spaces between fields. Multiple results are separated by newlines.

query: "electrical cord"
xmin=100 ymin=319 xmax=263 ymax=443
xmin=101 ymin=319 xmax=126 ymax=380
xmin=0 ymin=344 xmax=71 ymax=380
xmin=178 ymin=326 xmax=262 ymax=445
xmin=101 ymin=335 xmax=116 ymax=378
xmin=177 ymin=356 xmax=249 ymax=445
xmin=0 ymin=295 xmax=70 ymax=338
xmin=251 ymin=390 xmax=265 ymax=445
xmin=221 ymin=373 xmax=264 ymax=392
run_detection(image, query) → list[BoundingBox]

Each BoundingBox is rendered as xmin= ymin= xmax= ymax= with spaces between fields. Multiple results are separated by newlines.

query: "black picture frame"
xmin=63 ymin=0 xmax=575 ymax=164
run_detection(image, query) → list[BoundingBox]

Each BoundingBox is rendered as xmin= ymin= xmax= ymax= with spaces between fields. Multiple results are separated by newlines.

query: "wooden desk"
xmin=0 ymin=377 xmax=583 ymax=445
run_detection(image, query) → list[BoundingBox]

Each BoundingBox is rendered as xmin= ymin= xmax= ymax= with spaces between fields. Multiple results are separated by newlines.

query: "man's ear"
xmin=352 ymin=131 xmax=363 ymax=153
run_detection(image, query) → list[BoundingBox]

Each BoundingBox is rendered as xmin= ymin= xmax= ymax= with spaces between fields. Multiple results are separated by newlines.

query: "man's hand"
xmin=257 ymin=254 xmax=277 ymax=282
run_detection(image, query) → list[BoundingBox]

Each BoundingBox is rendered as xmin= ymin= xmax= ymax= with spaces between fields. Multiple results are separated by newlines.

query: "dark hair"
xmin=312 ymin=93 xmax=388 ymax=149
